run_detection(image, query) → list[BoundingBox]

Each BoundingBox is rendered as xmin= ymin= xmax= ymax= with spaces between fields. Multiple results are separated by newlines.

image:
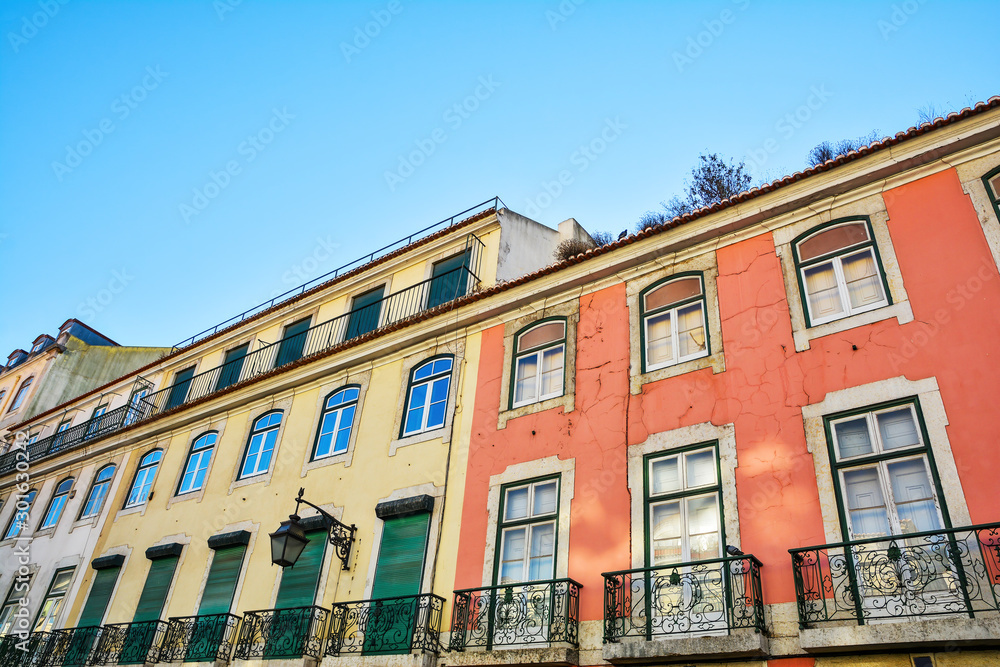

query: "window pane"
xmin=804 ymin=262 xmax=845 ymax=320
xmin=685 ymin=450 xmax=716 ymax=488
xmin=990 ymin=173 xmax=1000 ymax=200
xmin=257 ymin=430 xmax=278 ymax=472
xmin=504 ymin=488 xmax=529 ymax=521
xmin=877 ymin=408 xmax=920 ymax=451
xmin=500 ymin=527 xmax=526 ymax=584
xmin=41 ymin=496 xmax=67 ymax=529
xmin=797 ymin=223 xmax=869 ymax=261
xmin=644 ymin=277 xmax=701 ymax=311
xmin=514 ymin=354 xmax=539 ymax=404
xmin=533 ymin=482 xmax=558 ymax=516
xmin=426 ymin=377 xmax=449 ymax=429
xmin=540 ymin=346 xmax=564 ymax=397
xmin=835 ymin=418 xmax=873 ymax=459
xmin=650 ymin=501 xmax=681 ymax=565
xmin=404 ymin=383 xmax=428 ymax=433
xmin=677 ymin=303 xmax=706 ymax=359
xmin=333 ymin=405 xmax=354 ymax=454
xmin=517 ymin=322 xmax=565 ymax=352
xmin=646 ymin=312 xmax=673 ymax=366
xmin=315 ymin=412 xmax=337 ymax=458
xmin=527 ymin=523 xmax=555 ymax=580
xmin=841 ymin=249 xmax=885 ymax=309
xmin=650 ymin=456 xmax=680 ymax=494
xmin=843 ymin=467 xmax=891 ymax=539
xmin=687 ymin=495 xmax=720 ymax=561
xmin=887 ymin=458 xmax=941 ymax=534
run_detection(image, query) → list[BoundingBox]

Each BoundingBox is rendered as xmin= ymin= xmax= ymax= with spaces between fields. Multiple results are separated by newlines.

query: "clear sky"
xmin=1 ymin=0 xmax=996 ymax=354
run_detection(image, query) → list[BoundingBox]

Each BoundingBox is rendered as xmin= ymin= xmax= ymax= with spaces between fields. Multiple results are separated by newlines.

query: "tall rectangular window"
xmin=426 ymin=251 xmax=471 ymax=309
xmin=640 ymin=275 xmax=709 ymax=372
xmin=275 ymin=318 xmax=312 ymax=368
xmin=33 ymin=568 xmax=75 ymax=633
xmin=496 ymin=478 xmax=558 ymax=585
xmin=0 ymin=574 xmax=32 ymax=634
xmin=216 ymin=344 xmax=249 ymax=392
xmin=78 ymin=566 xmax=122 ymax=627
xmin=164 ymin=366 xmax=196 ymax=411
xmin=199 ymin=545 xmax=246 ymax=614
xmin=345 ymin=287 xmax=385 ymax=340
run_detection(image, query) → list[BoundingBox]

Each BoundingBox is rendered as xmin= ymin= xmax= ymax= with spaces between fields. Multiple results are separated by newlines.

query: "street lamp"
xmin=269 ymin=487 xmax=357 ymax=570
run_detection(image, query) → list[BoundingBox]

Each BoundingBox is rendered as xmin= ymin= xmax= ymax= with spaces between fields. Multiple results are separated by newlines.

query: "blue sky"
xmin=1 ymin=0 xmax=996 ymax=354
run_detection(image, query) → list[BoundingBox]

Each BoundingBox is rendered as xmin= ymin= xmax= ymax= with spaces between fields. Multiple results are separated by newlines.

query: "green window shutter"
xmin=274 ymin=530 xmax=326 ymax=609
xmin=371 ymin=513 xmax=430 ymax=600
xmin=198 ymin=545 xmax=245 ymax=615
xmin=276 ymin=318 xmax=312 ymax=367
xmin=346 ymin=287 xmax=385 ymax=340
xmin=428 ymin=252 xmax=470 ymax=309
xmin=133 ymin=556 xmax=178 ymax=622
xmin=77 ymin=568 xmax=120 ymax=627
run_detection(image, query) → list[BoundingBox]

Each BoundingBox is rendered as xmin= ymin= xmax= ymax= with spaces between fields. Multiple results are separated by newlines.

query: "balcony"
xmin=601 ymin=555 xmax=767 ymax=663
xmin=233 ymin=606 xmax=328 ymax=661
xmin=89 ymin=621 xmax=168 ymax=665
xmin=449 ymin=579 xmax=581 ymax=665
xmin=38 ymin=627 xmax=103 ymax=667
xmin=326 ymin=594 xmax=444 ymax=657
xmin=0 ymin=632 xmax=53 ymax=667
xmin=161 ymin=614 xmax=240 ymax=663
xmin=0 ymin=239 xmax=484 ymax=477
xmin=790 ymin=523 xmax=1000 ymax=652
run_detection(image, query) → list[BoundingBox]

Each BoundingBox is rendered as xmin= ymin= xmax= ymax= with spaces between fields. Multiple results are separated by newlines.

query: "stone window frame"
xmin=773 ymin=197 xmax=913 ymax=352
xmin=120 ymin=447 xmax=165 ymax=513
xmin=36 ymin=476 xmax=75 ymax=534
xmin=166 ymin=417 xmax=229 ymax=509
xmin=228 ymin=396 xmax=294 ymax=494
xmin=627 ymin=422 xmax=741 ymax=570
xmin=509 ymin=318 xmax=568 ymax=410
xmin=388 ymin=341 xmax=465 ymax=456
xmin=497 ymin=302 xmax=579 ymax=430
xmin=0 ymin=486 xmax=38 ymax=543
xmin=301 ymin=369 xmax=372 ymax=474
xmin=955 ymin=150 xmax=1000 ymax=276
xmin=626 ymin=254 xmax=725 ymax=395
xmin=481 ymin=457 xmax=575 ymax=587
xmin=801 ymin=376 xmax=972 ymax=545
xmin=74 ymin=458 xmax=121 ymax=526
xmin=192 ymin=523 xmax=257 ymax=614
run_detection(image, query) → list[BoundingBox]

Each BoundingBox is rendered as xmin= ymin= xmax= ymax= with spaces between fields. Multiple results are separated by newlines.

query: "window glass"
xmin=513 ymin=321 xmax=566 ymax=408
xmin=3 ymin=489 xmax=37 ymax=539
xmin=178 ymin=433 xmax=217 ymax=494
xmin=80 ymin=466 xmax=116 ymax=519
xmin=33 ymin=569 xmax=74 ymax=633
xmin=497 ymin=479 xmax=559 ymax=585
xmin=314 ymin=387 xmax=359 ymax=459
xmin=797 ymin=222 xmax=869 ymax=261
xmin=125 ymin=451 xmax=162 ymax=508
xmin=240 ymin=413 xmax=282 ymax=478
xmin=642 ymin=276 xmax=708 ymax=372
xmin=402 ymin=358 xmax=452 ymax=436
xmin=8 ymin=378 xmax=32 ymax=412
xmin=39 ymin=478 xmax=73 ymax=529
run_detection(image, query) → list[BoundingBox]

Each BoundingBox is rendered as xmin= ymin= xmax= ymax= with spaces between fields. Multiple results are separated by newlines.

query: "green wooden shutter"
xmin=276 ymin=318 xmax=311 ymax=368
xmin=198 ymin=546 xmax=245 ymax=615
xmin=133 ymin=556 xmax=178 ymax=622
xmin=77 ymin=568 xmax=120 ymax=627
xmin=274 ymin=530 xmax=326 ymax=609
xmin=346 ymin=287 xmax=385 ymax=340
xmin=216 ymin=344 xmax=249 ymax=391
xmin=164 ymin=367 xmax=195 ymax=411
xmin=371 ymin=513 xmax=430 ymax=600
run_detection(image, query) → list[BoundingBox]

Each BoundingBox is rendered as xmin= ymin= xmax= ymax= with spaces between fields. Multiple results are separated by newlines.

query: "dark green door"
xmin=185 ymin=545 xmax=245 ymax=661
xmin=346 ymin=287 xmax=385 ymax=340
xmin=164 ymin=367 xmax=195 ymax=411
xmin=124 ymin=556 xmax=178 ymax=664
xmin=215 ymin=344 xmax=249 ymax=391
xmin=427 ymin=252 xmax=470 ymax=309
xmin=266 ymin=530 xmax=326 ymax=658
xmin=365 ymin=513 xmax=431 ymax=655
xmin=275 ymin=318 xmax=311 ymax=368
xmin=68 ymin=568 xmax=119 ymax=666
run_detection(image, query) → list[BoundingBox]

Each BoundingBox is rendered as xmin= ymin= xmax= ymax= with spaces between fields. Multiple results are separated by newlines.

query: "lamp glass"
xmin=269 ymin=516 xmax=309 ymax=567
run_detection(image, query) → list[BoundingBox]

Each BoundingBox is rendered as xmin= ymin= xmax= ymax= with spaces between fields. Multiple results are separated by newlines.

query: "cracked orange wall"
xmin=455 ymin=165 xmax=1000 ymax=624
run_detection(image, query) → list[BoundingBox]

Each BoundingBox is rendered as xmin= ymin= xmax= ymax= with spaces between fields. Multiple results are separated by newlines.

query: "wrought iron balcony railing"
xmin=450 ymin=579 xmax=582 ymax=651
xmin=39 ymin=627 xmax=103 ymax=667
xmin=0 ymin=235 xmax=485 ymax=478
xmin=89 ymin=620 xmax=168 ymax=665
xmin=161 ymin=614 xmax=240 ymax=663
xmin=602 ymin=555 xmax=765 ymax=642
xmin=232 ymin=606 xmax=328 ymax=661
xmin=0 ymin=632 xmax=53 ymax=667
xmin=326 ymin=594 xmax=444 ymax=656
xmin=790 ymin=522 xmax=1000 ymax=627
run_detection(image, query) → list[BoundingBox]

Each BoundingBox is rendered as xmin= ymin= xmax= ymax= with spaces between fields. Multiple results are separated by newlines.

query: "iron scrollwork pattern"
xmin=790 ymin=522 xmax=1000 ymax=627
xmin=602 ymin=555 xmax=765 ymax=643
xmin=89 ymin=620 xmax=168 ymax=665
xmin=450 ymin=579 xmax=582 ymax=651
xmin=233 ymin=606 xmax=328 ymax=660
xmin=39 ymin=627 xmax=103 ymax=667
xmin=326 ymin=594 xmax=444 ymax=656
xmin=161 ymin=614 xmax=240 ymax=663
xmin=0 ymin=633 xmax=55 ymax=667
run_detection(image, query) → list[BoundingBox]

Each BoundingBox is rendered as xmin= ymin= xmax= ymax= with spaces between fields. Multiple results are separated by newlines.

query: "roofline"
xmin=59 ymin=318 xmax=120 ymax=346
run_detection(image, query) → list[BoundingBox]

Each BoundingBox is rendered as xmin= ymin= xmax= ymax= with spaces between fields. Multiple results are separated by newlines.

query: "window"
xmin=0 ymin=390 xmax=6 ymax=409
xmin=199 ymin=544 xmax=246 ymax=614
xmin=313 ymin=387 xmax=359 ymax=459
xmin=80 ymin=465 xmax=116 ymax=519
xmin=496 ymin=478 xmax=559 ymax=584
xmin=53 ymin=419 xmax=74 ymax=450
xmin=3 ymin=488 xmax=36 ymax=539
xmin=345 ymin=286 xmax=385 ymax=340
xmin=134 ymin=555 xmax=179 ymax=622
xmin=216 ymin=343 xmax=249 ymax=392
xmin=33 ymin=568 xmax=74 ymax=633
xmin=77 ymin=565 xmax=121 ymax=627
xmin=983 ymin=165 xmax=1000 ymax=222
xmin=275 ymin=318 xmax=311 ymax=368
xmin=178 ymin=433 xmax=217 ymax=494
xmin=238 ymin=412 xmax=282 ymax=479
xmin=85 ymin=403 xmax=109 ymax=439
xmin=8 ymin=377 xmax=33 ymax=412
xmin=827 ymin=400 xmax=946 ymax=540
xmin=0 ymin=574 xmax=33 ymax=634
xmin=39 ymin=478 xmax=74 ymax=530
xmin=123 ymin=386 xmax=151 ymax=427
xmin=164 ymin=366 xmax=196 ymax=411
xmin=511 ymin=321 xmax=565 ymax=408
xmin=427 ymin=251 xmax=472 ymax=309
xmin=401 ymin=357 xmax=453 ymax=437
xmin=640 ymin=275 xmax=709 ymax=372
xmin=125 ymin=450 xmax=162 ymax=508
xmin=645 ymin=444 xmax=722 ymax=566
xmin=793 ymin=218 xmax=891 ymax=327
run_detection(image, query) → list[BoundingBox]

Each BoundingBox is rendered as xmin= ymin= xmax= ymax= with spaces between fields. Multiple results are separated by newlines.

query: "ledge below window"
xmin=792 ymin=300 xmax=913 ymax=352
xmin=798 ymin=614 xmax=1000 ymax=654
xmin=602 ymin=629 xmax=769 ymax=665
xmin=444 ymin=646 xmax=579 ymax=667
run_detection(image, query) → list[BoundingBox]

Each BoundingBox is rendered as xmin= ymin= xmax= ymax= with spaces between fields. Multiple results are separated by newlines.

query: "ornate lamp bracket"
xmin=294 ymin=487 xmax=357 ymax=570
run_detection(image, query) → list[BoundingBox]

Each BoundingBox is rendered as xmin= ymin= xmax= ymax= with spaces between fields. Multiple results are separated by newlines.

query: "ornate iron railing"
xmin=0 ymin=234 xmax=486 ymax=478
xmin=161 ymin=614 xmax=240 ymax=663
xmin=327 ymin=594 xmax=444 ymax=656
xmin=39 ymin=627 xmax=103 ymax=667
xmin=172 ymin=197 xmax=501 ymax=349
xmin=450 ymin=579 xmax=582 ymax=651
xmin=790 ymin=522 xmax=1000 ymax=627
xmin=0 ymin=633 xmax=54 ymax=667
xmin=90 ymin=620 xmax=168 ymax=665
xmin=602 ymin=555 xmax=764 ymax=642
xmin=233 ymin=606 xmax=328 ymax=661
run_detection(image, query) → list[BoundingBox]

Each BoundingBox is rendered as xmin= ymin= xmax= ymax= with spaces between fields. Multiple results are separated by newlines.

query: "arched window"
xmin=239 ymin=412 xmax=283 ymax=479
xmin=8 ymin=378 xmax=33 ymax=413
xmin=313 ymin=387 xmax=360 ymax=460
xmin=793 ymin=218 xmax=890 ymax=326
xmin=3 ymin=489 xmax=36 ymax=539
xmin=402 ymin=357 xmax=453 ymax=437
xmin=125 ymin=450 xmax=162 ymax=508
xmin=39 ymin=478 xmax=74 ymax=530
xmin=512 ymin=320 xmax=566 ymax=408
xmin=640 ymin=275 xmax=709 ymax=372
xmin=178 ymin=432 xmax=218 ymax=494
xmin=80 ymin=465 xmax=116 ymax=519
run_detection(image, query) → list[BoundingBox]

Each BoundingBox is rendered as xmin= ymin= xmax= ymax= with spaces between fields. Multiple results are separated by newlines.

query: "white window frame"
xmin=313 ymin=387 xmax=359 ymax=460
xmin=641 ymin=276 xmax=709 ymax=373
xmin=125 ymin=450 xmax=161 ymax=508
xmin=496 ymin=478 xmax=560 ymax=585
xmin=402 ymin=358 xmax=453 ymax=437
xmin=511 ymin=322 xmax=566 ymax=409
xmin=39 ymin=478 xmax=73 ymax=530
xmin=239 ymin=413 xmax=282 ymax=479
xmin=80 ymin=465 xmax=115 ymax=519
xmin=178 ymin=433 xmax=217 ymax=495
xmin=646 ymin=445 xmax=722 ymax=566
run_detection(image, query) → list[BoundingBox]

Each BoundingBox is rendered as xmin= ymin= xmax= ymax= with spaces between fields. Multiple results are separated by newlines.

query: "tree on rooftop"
xmin=637 ymin=153 xmax=753 ymax=231
xmin=806 ymin=130 xmax=881 ymax=167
